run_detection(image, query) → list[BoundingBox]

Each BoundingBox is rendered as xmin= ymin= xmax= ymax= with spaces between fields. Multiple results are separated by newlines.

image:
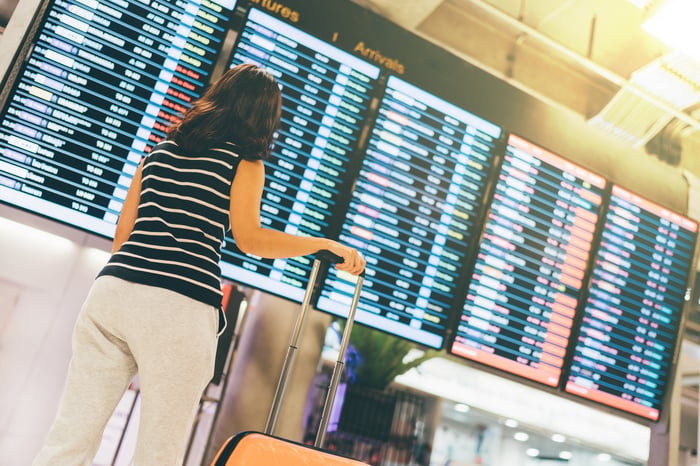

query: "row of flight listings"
xmin=0 ymin=1 xmax=696 ymax=423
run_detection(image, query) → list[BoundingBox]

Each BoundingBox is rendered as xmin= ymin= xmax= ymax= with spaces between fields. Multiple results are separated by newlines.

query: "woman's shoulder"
xmin=144 ymin=139 xmax=179 ymax=159
xmin=146 ymin=139 xmax=244 ymax=166
xmin=150 ymin=139 xmax=179 ymax=153
xmin=210 ymin=141 xmax=243 ymax=157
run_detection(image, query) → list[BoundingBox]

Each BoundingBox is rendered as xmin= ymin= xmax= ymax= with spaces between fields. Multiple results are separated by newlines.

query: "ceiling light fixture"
xmin=632 ymin=54 xmax=700 ymax=109
xmin=559 ymin=451 xmax=573 ymax=460
xmin=588 ymin=50 xmax=700 ymax=147
xmin=454 ymin=403 xmax=470 ymax=413
xmin=551 ymin=433 xmax=566 ymax=443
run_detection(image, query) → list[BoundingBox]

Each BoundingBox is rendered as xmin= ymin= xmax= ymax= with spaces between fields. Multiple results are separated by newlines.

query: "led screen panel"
xmin=316 ymin=75 xmax=503 ymax=349
xmin=0 ymin=0 xmax=237 ymax=237
xmin=220 ymin=7 xmax=380 ymax=302
xmin=565 ymin=185 xmax=698 ymax=421
xmin=450 ymin=134 xmax=607 ymax=386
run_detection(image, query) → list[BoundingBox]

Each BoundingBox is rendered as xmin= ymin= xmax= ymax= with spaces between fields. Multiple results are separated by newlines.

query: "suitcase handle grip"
xmin=315 ymin=249 xmax=343 ymax=263
xmin=316 ymin=249 xmax=366 ymax=277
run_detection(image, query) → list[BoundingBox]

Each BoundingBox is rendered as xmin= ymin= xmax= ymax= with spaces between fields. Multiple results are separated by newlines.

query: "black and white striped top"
xmin=99 ymin=140 xmax=241 ymax=308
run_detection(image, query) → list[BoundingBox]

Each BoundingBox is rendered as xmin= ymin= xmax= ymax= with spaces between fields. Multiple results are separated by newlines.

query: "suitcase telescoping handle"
xmin=315 ymin=252 xmax=364 ymax=448
xmin=264 ymin=250 xmax=365 ymax=448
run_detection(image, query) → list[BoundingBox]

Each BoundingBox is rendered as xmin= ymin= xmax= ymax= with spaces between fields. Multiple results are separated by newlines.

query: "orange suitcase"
xmin=211 ymin=252 xmax=368 ymax=465
xmin=211 ymin=431 xmax=368 ymax=465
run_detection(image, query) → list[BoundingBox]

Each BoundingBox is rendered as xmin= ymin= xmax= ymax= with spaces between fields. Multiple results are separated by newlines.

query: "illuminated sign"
xmin=317 ymin=75 xmax=502 ymax=348
xmin=565 ymin=185 xmax=698 ymax=420
xmin=450 ymin=134 xmax=606 ymax=386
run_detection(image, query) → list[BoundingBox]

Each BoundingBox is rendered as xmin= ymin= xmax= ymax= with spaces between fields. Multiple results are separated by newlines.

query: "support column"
xmin=649 ymin=361 xmax=682 ymax=466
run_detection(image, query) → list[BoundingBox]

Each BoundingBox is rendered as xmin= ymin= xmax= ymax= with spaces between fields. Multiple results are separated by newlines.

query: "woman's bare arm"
xmin=229 ymin=159 xmax=364 ymax=275
xmin=112 ymin=160 xmax=143 ymax=253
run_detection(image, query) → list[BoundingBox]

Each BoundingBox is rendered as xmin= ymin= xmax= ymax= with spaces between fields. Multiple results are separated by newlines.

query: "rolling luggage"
xmin=211 ymin=251 xmax=368 ymax=465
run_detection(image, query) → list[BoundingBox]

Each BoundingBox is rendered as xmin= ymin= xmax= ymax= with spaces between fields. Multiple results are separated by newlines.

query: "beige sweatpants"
xmin=33 ymin=276 xmax=219 ymax=466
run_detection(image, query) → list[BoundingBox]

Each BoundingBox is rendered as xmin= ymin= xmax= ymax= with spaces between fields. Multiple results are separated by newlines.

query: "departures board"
xmin=0 ymin=0 xmax=237 ymax=237
xmin=450 ymin=134 xmax=607 ymax=386
xmin=219 ymin=7 xmax=380 ymax=302
xmin=316 ymin=75 xmax=503 ymax=349
xmin=564 ymin=185 xmax=698 ymax=421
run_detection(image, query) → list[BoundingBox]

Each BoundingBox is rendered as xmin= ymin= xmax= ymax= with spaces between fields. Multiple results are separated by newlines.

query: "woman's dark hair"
xmin=168 ymin=63 xmax=282 ymax=159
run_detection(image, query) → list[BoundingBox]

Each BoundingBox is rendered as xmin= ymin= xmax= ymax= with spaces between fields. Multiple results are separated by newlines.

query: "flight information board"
xmin=316 ymin=75 xmax=503 ymax=349
xmin=220 ymin=8 xmax=380 ymax=302
xmin=0 ymin=0 xmax=237 ymax=237
xmin=450 ymin=134 xmax=607 ymax=386
xmin=565 ymin=185 xmax=698 ymax=420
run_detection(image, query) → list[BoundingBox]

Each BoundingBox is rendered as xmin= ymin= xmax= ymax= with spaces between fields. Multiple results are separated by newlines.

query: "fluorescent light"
xmin=454 ymin=403 xmax=470 ymax=413
xmin=643 ymin=0 xmax=700 ymax=62
xmin=628 ymin=0 xmax=654 ymax=7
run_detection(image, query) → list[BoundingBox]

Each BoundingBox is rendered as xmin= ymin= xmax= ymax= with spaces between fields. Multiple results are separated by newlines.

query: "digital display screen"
xmin=316 ymin=75 xmax=503 ymax=349
xmin=0 ymin=0 xmax=237 ymax=237
xmin=565 ymin=185 xmax=698 ymax=420
xmin=220 ymin=8 xmax=380 ymax=302
xmin=450 ymin=134 xmax=607 ymax=386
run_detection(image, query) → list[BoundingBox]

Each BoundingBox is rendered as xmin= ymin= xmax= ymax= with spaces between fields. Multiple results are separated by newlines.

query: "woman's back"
xmin=100 ymin=139 xmax=241 ymax=307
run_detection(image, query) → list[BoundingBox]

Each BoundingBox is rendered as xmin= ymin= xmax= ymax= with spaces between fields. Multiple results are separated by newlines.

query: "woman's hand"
xmin=324 ymin=240 xmax=366 ymax=276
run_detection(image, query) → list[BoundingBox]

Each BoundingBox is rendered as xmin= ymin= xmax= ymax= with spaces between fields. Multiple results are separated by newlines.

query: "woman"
xmin=33 ymin=63 xmax=365 ymax=465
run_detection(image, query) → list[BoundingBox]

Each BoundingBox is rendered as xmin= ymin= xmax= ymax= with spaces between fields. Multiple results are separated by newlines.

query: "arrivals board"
xmin=0 ymin=0 xmax=237 ymax=237
xmin=316 ymin=75 xmax=503 ymax=349
xmin=564 ymin=185 xmax=698 ymax=420
xmin=221 ymin=8 xmax=380 ymax=302
xmin=450 ymin=134 xmax=607 ymax=386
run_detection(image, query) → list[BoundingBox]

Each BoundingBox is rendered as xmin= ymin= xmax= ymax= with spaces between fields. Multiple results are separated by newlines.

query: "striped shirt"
xmin=99 ymin=139 xmax=241 ymax=308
